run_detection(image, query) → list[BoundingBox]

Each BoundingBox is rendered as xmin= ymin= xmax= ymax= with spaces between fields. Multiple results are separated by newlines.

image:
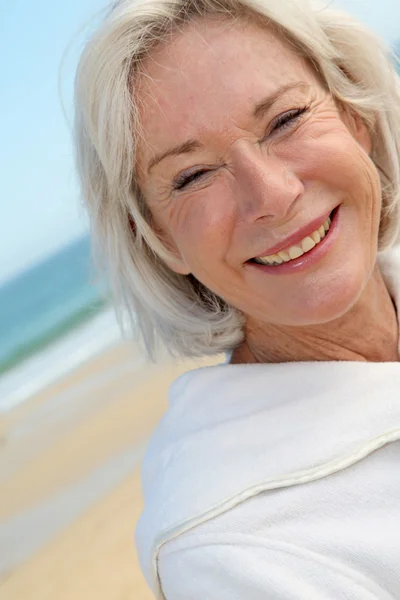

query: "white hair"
xmin=74 ymin=0 xmax=400 ymax=360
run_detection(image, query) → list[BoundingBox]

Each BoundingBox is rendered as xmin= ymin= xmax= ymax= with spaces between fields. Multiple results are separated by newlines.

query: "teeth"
xmin=254 ymin=215 xmax=333 ymax=266
xmin=311 ymin=230 xmax=321 ymax=244
xmin=288 ymin=245 xmax=304 ymax=260
xmin=278 ymin=250 xmax=291 ymax=261
xmin=301 ymin=236 xmax=316 ymax=253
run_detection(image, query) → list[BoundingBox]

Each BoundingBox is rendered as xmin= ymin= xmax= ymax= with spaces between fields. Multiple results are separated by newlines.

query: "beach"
xmin=0 ymin=339 xmax=223 ymax=599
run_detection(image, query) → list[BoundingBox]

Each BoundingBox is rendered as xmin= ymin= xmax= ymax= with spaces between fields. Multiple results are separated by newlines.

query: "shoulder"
xmin=141 ymin=360 xmax=265 ymax=476
xmin=136 ymin=358 xmax=400 ymax=595
xmin=135 ymin=360 xmax=310 ymax=593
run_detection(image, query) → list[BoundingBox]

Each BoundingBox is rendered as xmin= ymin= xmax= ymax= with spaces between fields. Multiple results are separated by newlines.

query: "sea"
xmin=0 ymin=236 xmax=123 ymax=412
xmin=0 ymin=236 xmax=143 ymax=578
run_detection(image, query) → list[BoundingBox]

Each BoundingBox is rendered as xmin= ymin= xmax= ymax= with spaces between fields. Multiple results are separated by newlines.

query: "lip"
xmin=253 ymin=208 xmax=334 ymax=259
xmin=247 ymin=204 xmax=341 ymax=275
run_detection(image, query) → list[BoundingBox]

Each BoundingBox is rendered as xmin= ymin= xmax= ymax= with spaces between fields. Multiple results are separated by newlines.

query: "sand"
xmin=0 ymin=339 xmax=224 ymax=599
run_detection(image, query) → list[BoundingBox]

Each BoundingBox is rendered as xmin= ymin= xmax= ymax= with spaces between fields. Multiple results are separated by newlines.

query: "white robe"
xmin=135 ymin=248 xmax=400 ymax=599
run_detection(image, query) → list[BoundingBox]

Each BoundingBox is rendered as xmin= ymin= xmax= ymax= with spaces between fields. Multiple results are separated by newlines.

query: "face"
xmin=136 ymin=17 xmax=381 ymax=328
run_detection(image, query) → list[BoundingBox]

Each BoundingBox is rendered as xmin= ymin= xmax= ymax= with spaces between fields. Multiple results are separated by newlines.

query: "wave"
xmin=0 ymin=307 xmax=124 ymax=412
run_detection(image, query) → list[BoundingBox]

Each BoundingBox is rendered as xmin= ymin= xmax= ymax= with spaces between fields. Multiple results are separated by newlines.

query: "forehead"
xmin=135 ymin=17 xmax=316 ymax=169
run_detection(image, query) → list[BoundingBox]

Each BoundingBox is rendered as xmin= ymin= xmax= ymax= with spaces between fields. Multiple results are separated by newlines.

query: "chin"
xmin=285 ymin=268 xmax=367 ymax=326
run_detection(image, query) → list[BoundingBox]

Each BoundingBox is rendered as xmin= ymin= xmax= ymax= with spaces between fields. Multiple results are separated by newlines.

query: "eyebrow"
xmin=147 ymin=81 xmax=308 ymax=172
xmin=252 ymin=81 xmax=309 ymax=120
xmin=148 ymin=139 xmax=202 ymax=172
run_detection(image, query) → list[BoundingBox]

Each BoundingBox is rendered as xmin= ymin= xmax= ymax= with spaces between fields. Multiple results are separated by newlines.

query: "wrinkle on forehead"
xmin=133 ymin=15 xmax=323 ymax=184
xmin=134 ymin=13 xmax=289 ymax=118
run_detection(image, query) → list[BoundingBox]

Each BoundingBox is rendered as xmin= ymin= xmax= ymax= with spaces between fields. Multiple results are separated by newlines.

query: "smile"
xmin=253 ymin=216 xmax=332 ymax=266
xmin=248 ymin=205 xmax=341 ymax=274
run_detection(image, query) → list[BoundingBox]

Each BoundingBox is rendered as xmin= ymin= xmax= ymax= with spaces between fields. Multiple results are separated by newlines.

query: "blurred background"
xmin=0 ymin=1 xmax=399 ymax=599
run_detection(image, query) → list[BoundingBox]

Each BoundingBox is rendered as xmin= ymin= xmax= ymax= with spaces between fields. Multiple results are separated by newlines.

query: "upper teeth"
xmin=254 ymin=217 xmax=332 ymax=266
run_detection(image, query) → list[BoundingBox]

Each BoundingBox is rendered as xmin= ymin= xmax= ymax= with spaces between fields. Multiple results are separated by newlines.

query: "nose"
xmin=232 ymin=144 xmax=304 ymax=223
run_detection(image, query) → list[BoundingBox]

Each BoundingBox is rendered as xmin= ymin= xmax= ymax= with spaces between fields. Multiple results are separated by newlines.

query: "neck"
xmin=231 ymin=264 xmax=399 ymax=365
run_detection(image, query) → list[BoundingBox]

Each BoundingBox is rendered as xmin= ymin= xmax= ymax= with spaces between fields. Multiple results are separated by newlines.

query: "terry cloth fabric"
xmin=135 ymin=247 xmax=400 ymax=599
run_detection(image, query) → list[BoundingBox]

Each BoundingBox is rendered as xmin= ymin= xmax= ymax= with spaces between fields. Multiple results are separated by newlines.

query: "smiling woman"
xmin=74 ymin=0 xmax=400 ymax=598
xmin=134 ymin=15 xmax=387 ymax=350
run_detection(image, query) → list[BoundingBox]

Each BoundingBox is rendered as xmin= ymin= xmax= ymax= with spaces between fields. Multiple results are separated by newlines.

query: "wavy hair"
xmin=74 ymin=0 xmax=400 ymax=360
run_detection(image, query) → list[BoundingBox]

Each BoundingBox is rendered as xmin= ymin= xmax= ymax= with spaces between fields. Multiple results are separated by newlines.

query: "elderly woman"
xmin=74 ymin=0 xmax=400 ymax=597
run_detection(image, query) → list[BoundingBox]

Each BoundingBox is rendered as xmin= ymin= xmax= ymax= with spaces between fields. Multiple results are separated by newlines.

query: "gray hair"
xmin=74 ymin=0 xmax=400 ymax=360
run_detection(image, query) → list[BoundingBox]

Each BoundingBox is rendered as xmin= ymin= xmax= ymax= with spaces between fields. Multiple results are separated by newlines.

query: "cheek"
xmin=300 ymin=131 xmax=381 ymax=206
xmin=169 ymin=184 xmax=237 ymax=263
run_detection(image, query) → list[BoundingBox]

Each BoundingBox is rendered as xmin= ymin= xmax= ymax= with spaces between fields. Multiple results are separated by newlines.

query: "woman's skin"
xmin=136 ymin=16 xmax=399 ymax=363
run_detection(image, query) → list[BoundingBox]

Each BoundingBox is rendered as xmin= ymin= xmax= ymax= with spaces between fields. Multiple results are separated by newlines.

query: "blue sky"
xmin=0 ymin=0 xmax=108 ymax=284
xmin=1 ymin=0 xmax=399 ymax=284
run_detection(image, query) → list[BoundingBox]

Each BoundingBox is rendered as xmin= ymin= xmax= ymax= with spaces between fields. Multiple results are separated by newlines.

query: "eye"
xmin=173 ymin=168 xmax=211 ymax=191
xmin=172 ymin=106 xmax=310 ymax=191
xmin=269 ymin=105 xmax=310 ymax=136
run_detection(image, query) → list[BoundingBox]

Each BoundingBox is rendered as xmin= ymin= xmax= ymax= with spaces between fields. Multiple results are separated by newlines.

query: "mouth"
xmin=247 ymin=205 xmax=340 ymax=272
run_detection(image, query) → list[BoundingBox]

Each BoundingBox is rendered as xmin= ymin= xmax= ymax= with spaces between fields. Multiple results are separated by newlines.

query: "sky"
xmin=1 ymin=0 xmax=399 ymax=285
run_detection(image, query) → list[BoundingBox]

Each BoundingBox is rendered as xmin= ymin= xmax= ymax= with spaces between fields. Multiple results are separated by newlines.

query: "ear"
xmin=152 ymin=220 xmax=191 ymax=276
xmin=340 ymin=104 xmax=372 ymax=156
xmin=352 ymin=112 xmax=372 ymax=156
xmin=164 ymin=252 xmax=192 ymax=276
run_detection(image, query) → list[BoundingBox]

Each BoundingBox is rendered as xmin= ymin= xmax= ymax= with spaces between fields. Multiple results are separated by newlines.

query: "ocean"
xmin=0 ymin=236 xmax=123 ymax=411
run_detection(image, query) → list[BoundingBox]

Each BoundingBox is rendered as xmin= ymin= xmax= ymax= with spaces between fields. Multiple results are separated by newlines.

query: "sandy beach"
xmin=0 ymin=339 xmax=223 ymax=599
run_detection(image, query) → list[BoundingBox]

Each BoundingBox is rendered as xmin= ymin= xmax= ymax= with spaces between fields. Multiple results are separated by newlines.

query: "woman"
xmin=74 ymin=0 xmax=400 ymax=597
